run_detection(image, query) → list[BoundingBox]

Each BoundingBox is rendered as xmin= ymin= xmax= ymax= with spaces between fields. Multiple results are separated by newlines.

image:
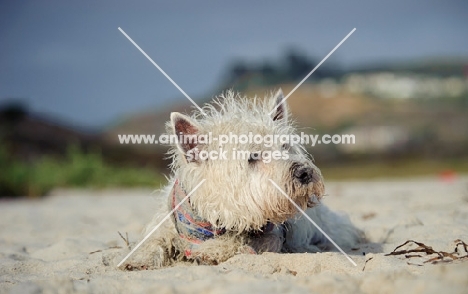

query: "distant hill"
xmin=104 ymin=54 xmax=468 ymax=145
xmin=222 ymin=54 xmax=468 ymax=92
xmin=5 ymin=54 xmax=467 ymax=171
xmin=102 ymin=81 xmax=468 ymax=166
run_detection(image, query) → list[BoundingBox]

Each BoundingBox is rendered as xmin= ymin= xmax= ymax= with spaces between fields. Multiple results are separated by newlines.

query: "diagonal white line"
xmin=268 ymin=179 xmax=357 ymax=267
xmin=269 ymin=28 xmax=356 ymax=115
xmin=118 ymin=27 xmax=206 ymax=116
xmin=117 ymin=179 xmax=206 ymax=268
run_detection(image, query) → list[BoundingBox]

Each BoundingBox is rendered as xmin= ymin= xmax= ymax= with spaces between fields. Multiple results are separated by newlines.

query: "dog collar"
xmin=170 ymin=179 xmax=275 ymax=257
xmin=170 ymin=179 xmax=226 ymax=252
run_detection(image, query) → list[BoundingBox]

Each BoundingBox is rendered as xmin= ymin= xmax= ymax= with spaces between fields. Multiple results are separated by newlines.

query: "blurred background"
xmin=1 ymin=0 xmax=467 ymax=197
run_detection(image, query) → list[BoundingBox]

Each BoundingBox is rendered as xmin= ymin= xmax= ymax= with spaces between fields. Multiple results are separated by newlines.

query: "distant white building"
xmin=343 ymin=72 xmax=468 ymax=99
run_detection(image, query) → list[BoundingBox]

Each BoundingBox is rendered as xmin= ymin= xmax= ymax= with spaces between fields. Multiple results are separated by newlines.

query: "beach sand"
xmin=1 ymin=177 xmax=468 ymax=293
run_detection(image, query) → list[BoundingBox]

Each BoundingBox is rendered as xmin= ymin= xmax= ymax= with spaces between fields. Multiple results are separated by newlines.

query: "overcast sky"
xmin=1 ymin=0 xmax=467 ymax=129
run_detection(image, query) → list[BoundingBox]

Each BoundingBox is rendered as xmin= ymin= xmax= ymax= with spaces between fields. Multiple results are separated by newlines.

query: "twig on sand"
xmin=362 ymin=256 xmax=373 ymax=271
xmin=118 ymin=231 xmax=131 ymax=250
xmin=89 ymin=245 xmax=122 ymax=255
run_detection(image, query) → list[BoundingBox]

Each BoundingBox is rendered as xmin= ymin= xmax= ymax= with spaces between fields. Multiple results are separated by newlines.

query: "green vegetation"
xmin=0 ymin=145 xmax=164 ymax=197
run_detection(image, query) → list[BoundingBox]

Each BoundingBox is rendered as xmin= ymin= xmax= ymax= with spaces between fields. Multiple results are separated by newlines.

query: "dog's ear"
xmin=170 ymin=112 xmax=200 ymax=155
xmin=271 ymin=88 xmax=288 ymax=122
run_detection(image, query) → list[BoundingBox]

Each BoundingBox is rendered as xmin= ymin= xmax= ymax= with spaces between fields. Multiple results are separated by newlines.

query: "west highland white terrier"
xmin=121 ymin=89 xmax=362 ymax=269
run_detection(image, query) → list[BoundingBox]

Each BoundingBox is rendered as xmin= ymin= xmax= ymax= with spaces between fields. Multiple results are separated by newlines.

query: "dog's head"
xmin=167 ymin=90 xmax=324 ymax=232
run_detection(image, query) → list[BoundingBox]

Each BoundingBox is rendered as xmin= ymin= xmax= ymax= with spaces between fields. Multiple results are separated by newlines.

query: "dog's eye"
xmin=282 ymin=143 xmax=290 ymax=150
xmin=248 ymin=152 xmax=260 ymax=164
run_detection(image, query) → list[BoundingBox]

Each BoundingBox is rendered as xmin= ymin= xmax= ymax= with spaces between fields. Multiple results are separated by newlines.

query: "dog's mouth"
xmin=288 ymin=163 xmax=325 ymax=209
xmin=307 ymin=193 xmax=321 ymax=207
xmin=310 ymin=174 xmax=325 ymax=205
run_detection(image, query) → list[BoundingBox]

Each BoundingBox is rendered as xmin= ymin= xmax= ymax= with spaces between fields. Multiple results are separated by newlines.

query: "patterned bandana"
xmin=169 ymin=179 xmax=275 ymax=257
xmin=170 ymin=179 xmax=225 ymax=257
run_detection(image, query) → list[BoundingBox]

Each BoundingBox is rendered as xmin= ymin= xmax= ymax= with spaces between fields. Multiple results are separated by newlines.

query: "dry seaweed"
xmin=385 ymin=239 xmax=468 ymax=264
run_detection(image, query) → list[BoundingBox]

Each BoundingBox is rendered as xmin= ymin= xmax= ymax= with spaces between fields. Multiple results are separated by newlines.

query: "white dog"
xmin=122 ymin=90 xmax=362 ymax=269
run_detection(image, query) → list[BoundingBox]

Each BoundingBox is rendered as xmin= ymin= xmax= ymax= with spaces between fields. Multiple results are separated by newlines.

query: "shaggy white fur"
xmin=121 ymin=89 xmax=363 ymax=269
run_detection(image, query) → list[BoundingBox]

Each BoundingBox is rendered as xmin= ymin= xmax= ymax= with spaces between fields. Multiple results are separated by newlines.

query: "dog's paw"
xmin=237 ymin=245 xmax=257 ymax=255
xmin=247 ymin=232 xmax=284 ymax=253
xmin=115 ymin=244 xmax=173 ymax=271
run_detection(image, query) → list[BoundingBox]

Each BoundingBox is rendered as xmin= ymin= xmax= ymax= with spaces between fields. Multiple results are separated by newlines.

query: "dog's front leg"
xmin=118 ymin=217 xmax=183 ymax=270
xmin=186 ymin=234 xmax=257 ymax=265
xmin=247 ymin=226 xmax=285 ymax=253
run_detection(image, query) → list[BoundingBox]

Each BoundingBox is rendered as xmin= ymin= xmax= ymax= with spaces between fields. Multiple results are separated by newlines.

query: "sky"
xmin=1 ymin=0 xmax=467 ymax=130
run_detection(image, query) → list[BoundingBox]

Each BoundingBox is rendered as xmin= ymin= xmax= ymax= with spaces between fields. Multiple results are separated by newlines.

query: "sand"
xmin=1 ymin=177 xmax=468 ymax=293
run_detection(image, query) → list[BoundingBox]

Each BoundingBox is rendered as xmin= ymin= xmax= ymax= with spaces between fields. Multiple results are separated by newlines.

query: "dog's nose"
xmin=294 ymin=166 xmax=314 ymax=185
